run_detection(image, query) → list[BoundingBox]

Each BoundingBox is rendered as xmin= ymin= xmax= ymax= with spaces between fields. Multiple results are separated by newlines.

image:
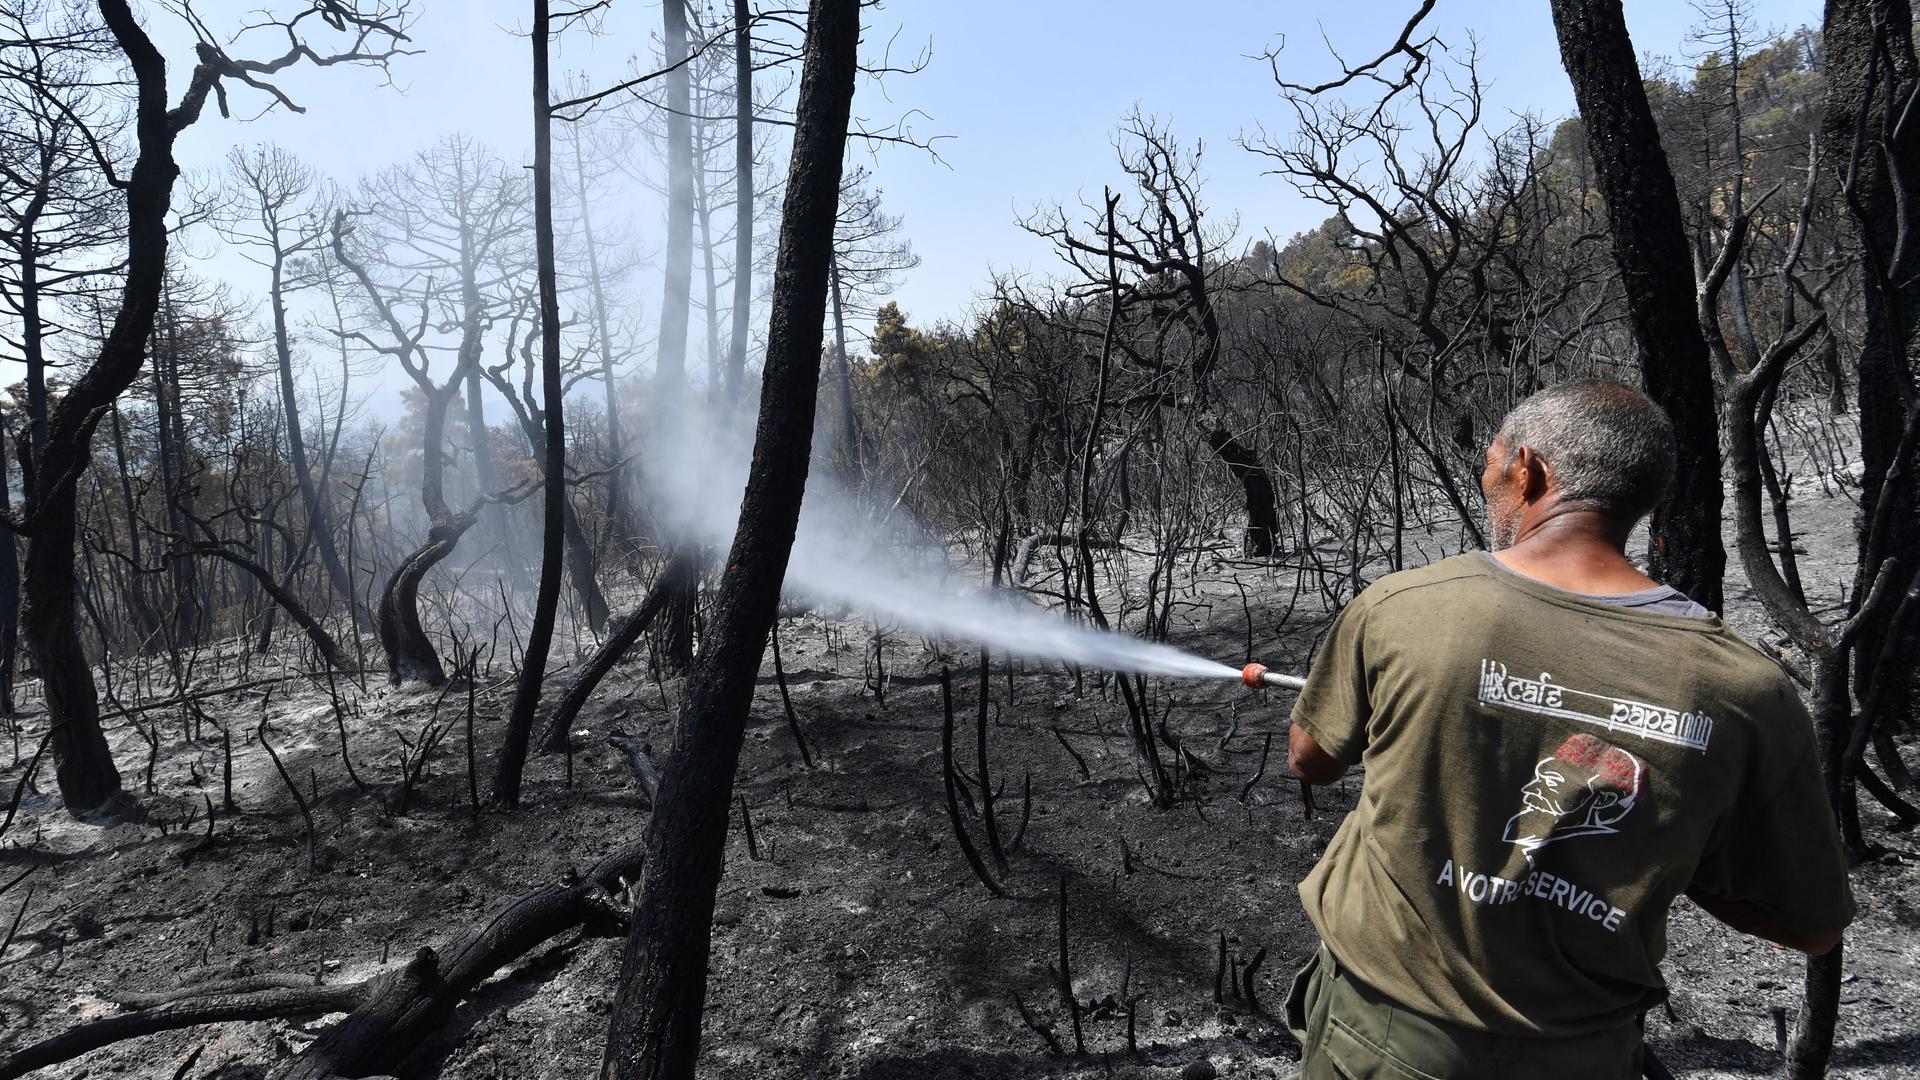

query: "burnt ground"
xmin=0 ymin=470 xmax=1916 ymax=1079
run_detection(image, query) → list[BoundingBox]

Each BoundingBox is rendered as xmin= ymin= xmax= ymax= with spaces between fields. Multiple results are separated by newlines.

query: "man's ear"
xmin=1515 ymin=446 xmax=1551 ymax=501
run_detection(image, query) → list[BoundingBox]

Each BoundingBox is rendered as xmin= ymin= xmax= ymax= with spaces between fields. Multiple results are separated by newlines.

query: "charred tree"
xmin=481 ymin=317 xmax=610 ymax=632
xmin=0 ymin=23 xmax=123 ymax=487
xmin=599 ymin=0 xmax=859 ymax=1072
xmin=1548 ymin=0 xmax=1727 ymax=611
xmin=823 ymin=173 xmax=916 ymax=486
xmin=1782 ymin=3 xmax=1920 ymax=1074
xmin=332 ymin=207 xmax=513 ymax=686
xmin=728 ymin=0 xmax=754 ymax=397
xmin=828 ymin=257 xmax=861 ymax=482
xmin=169 ymin=540 xmax=353 ymax=674
xmin=19 ymin=0 xmax=409 ymax=818
xmin=0 ymin=418 xmax=15 ymax=716
xmin=32 ymin=3 xmax=213 ymax=816
xmin=563 ymin=118 xmax=643 ymax=565
xmin=333 ymin=137 xmax=530 ymax=685
xmin=1027 ymin=120 xmax=1282 ymax=557
xmin=493 ymin=0 xmax=568 ymax=810
xmin=1821 ymin=0 xmax=1920 ymax=728
xmin=150 ymin=288 xmax=205 ymax=644
xmin=536 ymin=554 xmax=696 ymax=753
xmin=221 ymin=146 xmax=354 ymax=609
xmin=657 ymin=0 xmax=695 ymax=408
xmin=657 ymin=0 xmax=699 ymax=672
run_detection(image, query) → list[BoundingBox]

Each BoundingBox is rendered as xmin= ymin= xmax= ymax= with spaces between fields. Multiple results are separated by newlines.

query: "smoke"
xmin=640 ymin=397 xmax=1240 ymax=681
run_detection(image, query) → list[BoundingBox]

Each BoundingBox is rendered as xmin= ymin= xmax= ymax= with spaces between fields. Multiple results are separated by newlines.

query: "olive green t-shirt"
xmin=1292 ymin=554 xmax=1855 ymax=1037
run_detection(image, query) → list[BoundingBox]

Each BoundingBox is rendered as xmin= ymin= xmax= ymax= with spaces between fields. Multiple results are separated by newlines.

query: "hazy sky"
xmin=147 ymin=0 xmax=1824 ymax=399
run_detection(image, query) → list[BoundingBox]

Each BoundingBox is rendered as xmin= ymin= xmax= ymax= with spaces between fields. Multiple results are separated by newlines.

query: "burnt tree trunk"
xmin=20 ymin=0 xmax=215 ymax=818
xmin=1548 ymin=0 xmax=1727 ymax=612
xmin=377 ymin=377 xmax=469 ymax=688
xmin=105 ymin=406 xmax=161 ymax=640
xmin=537 ymin=554 xmax=694 ymax=753
xmin=0 ymin=843 xmax=647 ymax=1080
xmin=17 ymin=208 xmax=47 ymax=478
xmin=174 ymin=543 xmax=353 ymax=673
xmin=1822 ymin=0 xmax=1920 ymax=722
xmin=484 ymin=381 xmax=611 ymax=632
xmin=494 ymin=0 xmax=568 ymax=810
xmin=377 ymin=518 xmax=471 ymax=687
xmin=1203 ymin=422 xmax=1280 ymax=557
xmin=151 ymin=295 xmax=202 ymax=643
xmin=828 ymin=257 xmax=863 ymax=486
xmin=695 ymin=133 xmax=723 ymax=393
xmin=1779 ymin=5 xmax=1920 ymax=1074
xmin=657 ymin=0 xmax=694 ymax=407
xmin=599 ymin=0 xmax=859 ymax=1073
xmin=268 ymin=843 xmax=644 ymax=1080
xmin=728 ymin=0 xmax=754 ymax=398
xmin=0 ymin=412 xmax=19 ymax=716
xmin=560 ymin=500 xmax=608 ymax=628
xmin=269 ymin=255 xmax=352 ymax=604
xmin=332 ymin=208 xmax=488 ymax=687
xmin=657 ymin=0 xmax=699 ymax=674
xmin=568 ymin=123 xmax=642 ymax=564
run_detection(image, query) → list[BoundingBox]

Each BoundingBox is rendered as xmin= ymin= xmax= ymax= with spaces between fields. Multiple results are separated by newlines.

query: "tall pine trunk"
xmin=728 ymin=0 xmax=753 ymax=397
xmin=494 ymin=0 xmax=567 ymax=809
xmin=567 ymin=126 xmax=640 ymax=563
xmin=828 ymin=258 xmax=862 ymax=485
xmin=269 ymin=254 xmax=353 ymax=605
xmin=152 ymin=295 xmax=202 ymax=644
xmin=0 ymin=413 xmax=16 ymax=716
xmin=599 ymin=0 xmax=859 ymax=1072
xmin=658 ymin=0 xmax=698 ymax=672
xmin=18 ymin=208 xmax=48 ymax=475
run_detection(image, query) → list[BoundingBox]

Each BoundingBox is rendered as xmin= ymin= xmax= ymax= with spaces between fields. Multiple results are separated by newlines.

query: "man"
xmin=1282 ymin=380 xmax=1854 ymax=1079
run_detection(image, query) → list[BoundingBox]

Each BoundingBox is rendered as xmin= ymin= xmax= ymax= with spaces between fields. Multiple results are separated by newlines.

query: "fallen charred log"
xmin=0 ymin=842 xmax=646 ymax=1080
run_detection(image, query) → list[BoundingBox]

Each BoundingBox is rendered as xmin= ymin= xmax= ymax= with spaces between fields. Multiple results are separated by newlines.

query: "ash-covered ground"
xmin=1 ymin=471 xmax=1915 ymax=1080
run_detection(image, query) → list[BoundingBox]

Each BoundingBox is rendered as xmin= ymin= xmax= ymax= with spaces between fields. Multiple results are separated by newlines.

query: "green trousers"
xmin=1283 ymin=944 xmax=1645 ymax=1079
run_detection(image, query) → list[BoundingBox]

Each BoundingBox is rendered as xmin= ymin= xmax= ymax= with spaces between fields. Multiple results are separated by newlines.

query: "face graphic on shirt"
xmin=1503 ymin=733 xmax=1645 ymax=865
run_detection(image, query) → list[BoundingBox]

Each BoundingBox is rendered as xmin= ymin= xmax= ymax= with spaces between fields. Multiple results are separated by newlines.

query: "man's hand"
xmin=1685 ymin=886 xmax=1845 ymax=955
xmin=1289 ymin=723 xmax=1348 ymax=786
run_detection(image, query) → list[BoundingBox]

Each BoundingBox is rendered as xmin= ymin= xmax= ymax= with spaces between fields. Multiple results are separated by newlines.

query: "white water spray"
xmin=645 ymin=404 xmax=1246 ymax=681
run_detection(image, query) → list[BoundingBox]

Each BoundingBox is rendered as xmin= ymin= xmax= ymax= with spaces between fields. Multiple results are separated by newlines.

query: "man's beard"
xmin=1487 ymin=500 xmax=1521 ymax=551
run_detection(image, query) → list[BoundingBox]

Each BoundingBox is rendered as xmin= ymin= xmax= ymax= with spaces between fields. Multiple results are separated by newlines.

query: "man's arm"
xmin=1685 ymin=684 xmax=1854 ymax=958
xmin=1685 ymin=887 xmax=1843 ymax=955
xmin=1289 ymin=723 xmax=1349 ymax=785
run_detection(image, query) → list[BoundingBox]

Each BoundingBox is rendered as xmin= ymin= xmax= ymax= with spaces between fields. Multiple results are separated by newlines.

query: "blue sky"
xmin=150 ymin=0 xmax=1825 ymax=391
xmin=866 ymin=0 xmax=1823 ymax=326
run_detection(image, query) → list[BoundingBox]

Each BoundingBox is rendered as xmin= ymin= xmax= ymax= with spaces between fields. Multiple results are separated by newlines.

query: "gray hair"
xmin=1496 ymin=380 xmax=1676 ymax=519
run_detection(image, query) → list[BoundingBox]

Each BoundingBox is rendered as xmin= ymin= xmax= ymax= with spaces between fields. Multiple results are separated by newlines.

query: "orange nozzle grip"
xmin=1241 ymin=663 xmax=1268 ymax=688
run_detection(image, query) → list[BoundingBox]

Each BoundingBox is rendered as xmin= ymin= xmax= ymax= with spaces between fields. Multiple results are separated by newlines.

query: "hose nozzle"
xmin=1242 ymin=662 xmax=1307 ymax=691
